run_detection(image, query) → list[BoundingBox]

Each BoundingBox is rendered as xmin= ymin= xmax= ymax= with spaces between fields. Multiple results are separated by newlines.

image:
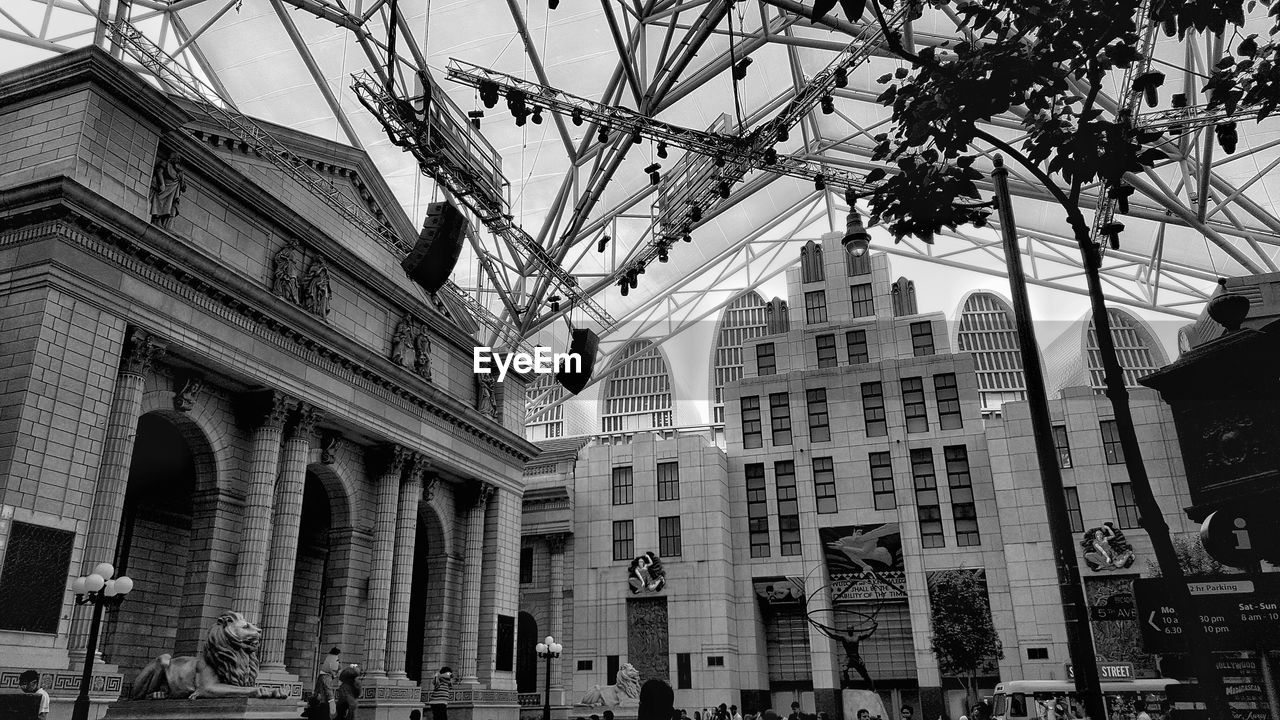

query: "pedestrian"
xmin=429 ymin=666 xmax=454 ymax=720
xmin=1134 ymin=699 xmax=1152 ymax=720
xmin=731 ymin=705 xmax=743 ymax=720
xmin=19 ymin=670 xmax=49 ymax=720
xmin=638 ymin=679 xmax=675 ymax=720
xmin=334 ymin=665 xmax=361 ymax=720
xmin=900 ymin=706 xmax=914 ymax=720
xmin=305 ymin=647 xmax=342 ymax=719
xmin=788 ymin=702 xmax=802 ymax=720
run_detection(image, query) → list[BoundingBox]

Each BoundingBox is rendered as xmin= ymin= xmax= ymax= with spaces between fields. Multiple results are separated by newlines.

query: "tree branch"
xmin=971 ymin=127 xmax=1091 ymax=241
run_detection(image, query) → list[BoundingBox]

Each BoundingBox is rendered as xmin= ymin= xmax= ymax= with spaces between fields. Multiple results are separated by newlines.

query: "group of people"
xmin=302 ymin=650 xmax=455 ymax=720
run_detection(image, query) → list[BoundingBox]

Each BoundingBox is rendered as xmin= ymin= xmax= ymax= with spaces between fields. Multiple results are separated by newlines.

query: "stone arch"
xmin=516 ymin=610 xmax=540 ymax=693
xmin=137 ymin=384 xmax=228 ymax=497
xmin=407 ymin=485 xmax=451 ymax=682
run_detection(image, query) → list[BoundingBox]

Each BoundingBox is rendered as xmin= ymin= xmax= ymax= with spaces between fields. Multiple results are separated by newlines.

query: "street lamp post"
xmin=535 ymin=635 xmax=562 ymax=720
xmin=71 ymin=562 xmax=135 ymax=720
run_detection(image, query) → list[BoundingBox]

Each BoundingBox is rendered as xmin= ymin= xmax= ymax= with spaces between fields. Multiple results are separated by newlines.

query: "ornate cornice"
xmin=0 ymin=185 xmax=539 ymax=464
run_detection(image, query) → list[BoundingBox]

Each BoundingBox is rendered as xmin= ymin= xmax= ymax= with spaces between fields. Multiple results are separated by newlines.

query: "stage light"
xmin=658 ymin=245 xmax=669 ymax=262
xmin=718 ymin=181 xmax=731 ymax=198
xmin=1216 ymin=122 xmax=1238 ymax=154
xmin=690 ymin=203 xmax=702 ymax=222
xmin=548 ymin=295 xmax=561 ymax=311
xmin=531 ymin=107 xmax=543 ymax=124
xmin=598 ymin=235 xmax=611 ymax=252
xmin=1134 ymin=70 xmax=1165 ymax=108
xmin=468 ymin=110 xmax=484 ymax=130
xmin=657 ymin=141 xmax=668 ymax=159
xmin=598 ymin=126 xmax=610 ymax=144
xmin=572 ymin=108 xmax=583 ymax=126
xmin=763 ymin=148 xmax=777 ymax=165
xmin=682 ymin=233 xmax=691 ymax=243
xmin=733 ymin=57 xmax=752 ymax=80
xmin=1101 ymin=221 xmax=1124 ymax=250
xmin=842 ymin=209 xmax=870 ymax=258
xmin=632 ymin=130 xmax=643 ymax=145
xmin=777 ymin=126 xmax=789 ymax=142
xmin=479 ymin=80 xmax=500 ymax=108
xmin=834 ymin=67 xmax=848 ymax=88
xmin=814 ymin=173 xmax=825 ymax=191
xmin=820 ymin=95 xmax=834 ymax=114
xmin=645 ymin=163 xmax=662 ymax=186
xmin=549 ymin=0 xmax=559 ymax=7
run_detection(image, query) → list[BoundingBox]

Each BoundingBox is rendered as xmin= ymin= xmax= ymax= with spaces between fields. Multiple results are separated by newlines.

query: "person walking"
xmin=429 ymin=666 xmax=454 ymax=720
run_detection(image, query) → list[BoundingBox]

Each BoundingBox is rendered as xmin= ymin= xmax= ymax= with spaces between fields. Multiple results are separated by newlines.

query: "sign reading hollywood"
xmin=820 ymin=523 xmax=907 ymax=603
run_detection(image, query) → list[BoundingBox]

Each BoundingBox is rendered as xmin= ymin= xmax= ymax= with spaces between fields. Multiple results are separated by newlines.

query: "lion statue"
xmin=130 ymin=611 xmax=287 ymax=700
xmin=579 ymin=663 xmax=641 ymax=707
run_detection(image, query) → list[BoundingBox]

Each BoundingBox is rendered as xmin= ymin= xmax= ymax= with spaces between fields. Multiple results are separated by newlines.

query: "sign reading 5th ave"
xmin=1133 ymin=575 xmax=1280 ymax=653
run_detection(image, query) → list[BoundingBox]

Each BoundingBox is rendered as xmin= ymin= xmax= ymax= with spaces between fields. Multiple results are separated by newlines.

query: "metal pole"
xmin=71 ymin=599 xmax=105 ymax=720
xmin=543 ymin=653 xmax=552 ymax=720
xmin=992 ymin=156 xmax=1107 ymax=720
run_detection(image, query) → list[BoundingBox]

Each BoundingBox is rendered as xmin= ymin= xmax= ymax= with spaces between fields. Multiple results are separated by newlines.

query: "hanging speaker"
xmin=556 ymin=328 xmax=599 ymax=395
xmin=402 ymin=201 xmax=468 ymax=294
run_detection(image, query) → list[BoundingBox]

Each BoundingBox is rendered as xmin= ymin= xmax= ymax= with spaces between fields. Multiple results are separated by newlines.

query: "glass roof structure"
xmin=6 ymin=0 xmax=1280 ymax=428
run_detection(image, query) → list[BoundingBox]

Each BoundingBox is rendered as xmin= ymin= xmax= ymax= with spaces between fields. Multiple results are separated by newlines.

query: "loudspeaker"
xmin=556 ymin=328 xmax=599 ymax=395
xmin=402 ymin=201 xmax=468 ymax=294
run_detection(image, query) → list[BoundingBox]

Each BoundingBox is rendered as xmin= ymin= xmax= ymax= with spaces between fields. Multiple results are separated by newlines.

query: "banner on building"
xmin=820 ymin=523 xmax=907 ymax=603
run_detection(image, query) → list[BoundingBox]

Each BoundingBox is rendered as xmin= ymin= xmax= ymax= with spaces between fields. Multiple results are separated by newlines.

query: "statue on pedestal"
xmin=579 ymin=663 xmax=641 ymax=707
xmin=149 ymin=149 xmax=187 ymax=229
xmin=129 ymin=612 xmax=287 ymax=700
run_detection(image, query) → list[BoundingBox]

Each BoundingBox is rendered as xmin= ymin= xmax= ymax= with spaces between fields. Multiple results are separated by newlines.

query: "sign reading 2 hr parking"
xmin=1132 ymin=575 xmax=1280 ymax=653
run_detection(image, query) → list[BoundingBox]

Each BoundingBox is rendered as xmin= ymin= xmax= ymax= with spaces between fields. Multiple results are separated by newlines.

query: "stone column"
xmin=458 ymin=482 xmax=495 ymax=687
xmin=387 ymin=455 xmax=429 ymax=680
xmin=70 ymin=327 xmax=166 ymax=658
xmin=232 ymin=390 xmax=294 ymax=619
xmin=260 ymin=403 xmax=321 ymax=674
xmin=365 ymin=445 xmax=409 ymax=679
xmin=546 ymin=533 xmax=568 ymax=695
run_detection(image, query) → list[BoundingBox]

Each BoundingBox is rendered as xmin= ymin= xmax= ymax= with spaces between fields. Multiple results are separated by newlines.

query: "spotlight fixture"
xmin=531 ymin=107 xmax=543 ymax=124
xmin=733 ymin=57 xmax=753 ymax=80
xmin=763 ymin=148 xmax=778 ymax=165
xmin=714 ymin=154 xmax=726 ymax=168
xmin=718 ymin=181 xmax=731 ymax=199
xmin=1100 ymin=221 xmax=1125 ymax=250
xmin=479 ymin=80 xmax=500 ymax=108
xmin=1110 ymin=182 xmax=1134 ymax=213
xmin=620 ymin=279 xmax=629 ymax=296
xmin=658 ymin=244 xmax=669 ymax=262
xmin=632 ymin=130 xmax=643 ymax=145
xmin=690 ymin=203 xmax=702 ymax=222
xmin=682 ymin=233 xmax=692 ymax=243
xmin=629 ymin=271 xmax=639 ymax=288
xmin=549 ymin=0 xmax=559 ymax=7
xmin=657 ymin=141 xmax=668 ymax=159
xmin=515 ymin=113 xmax=527 ymax=127
xmin=820 ymin=94 xmax=834 ymax=114
xmin=645 ymin=163 xmax=662 ymax=186
xmin=814 ymin=173 xmax=825 ymax=191
xmin=548 ymin=294 xmax=562 ymax=311
xmin=1216 ymin=122 xmax=1238 ymax=154
xmin=572 ymin=107 xmax=583 ymax=126
xmin=1170 ymin=93 xmax=1187 ymax=135
xmin=468 ymin=110 xmax=484 ymax=130
xmin=834 ymin=66 xmax=848 ymax=88
xmin=1133 ymin=69 xmax=1165 ymax=108
xmin=598 ymin=126 xmax=610 ymax=144
xmin=597 ymin=234 xmax=611 ymax=253
xmin=777 ymin=126 xmax=789 ymax=142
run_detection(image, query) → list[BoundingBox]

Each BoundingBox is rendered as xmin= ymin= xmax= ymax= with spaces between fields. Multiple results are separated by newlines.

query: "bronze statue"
xmin=831 ymin=620 xmax=877 ymax=688
xmin=271 ymin=240 xmax=302 ymax=303
xmin=390 ymin=317 xmax=414 ymax=367
xmin=413 ymin=324 xmax=432 ymax=380
xmin=149 ymin=150 xmax=187 ymax=229
xmin=303 ymin=257 xmax=332 ymax=317
xmin=129 ymin=611 xmax=288 ymax=700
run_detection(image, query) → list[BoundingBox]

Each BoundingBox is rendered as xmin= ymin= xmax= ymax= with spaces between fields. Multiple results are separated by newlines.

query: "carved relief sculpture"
xmin=303 ymin=257 xmax=333 ymax=318
xmin=149 ymin=149 xmax=187 ymax=229
xmin=271 ymin=239 xmax=302 ymax=303
xmin=129 ymin=612 xmax=287 ymax=699
xmin=173 ymin=375 xmax=204 ymax=413
xmin=320 ymin=432 xmax=340 ymax=465
xmin=390 ymin=316 xmax=414 ymax=367
xmin=413 ymin=324 xmax=433 ymax=380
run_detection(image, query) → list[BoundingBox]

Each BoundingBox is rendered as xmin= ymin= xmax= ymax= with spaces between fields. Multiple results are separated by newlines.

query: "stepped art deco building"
xmin=0 ymin=48 xmax=536 ymax=720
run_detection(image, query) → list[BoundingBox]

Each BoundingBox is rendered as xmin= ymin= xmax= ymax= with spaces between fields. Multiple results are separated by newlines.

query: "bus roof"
xmin=994 ymin=679 xmax=1180 ymax=694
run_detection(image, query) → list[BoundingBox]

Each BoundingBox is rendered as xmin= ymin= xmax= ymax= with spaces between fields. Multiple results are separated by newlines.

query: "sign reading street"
xmin=1133 ymin=575 xmax=1280 ymax=653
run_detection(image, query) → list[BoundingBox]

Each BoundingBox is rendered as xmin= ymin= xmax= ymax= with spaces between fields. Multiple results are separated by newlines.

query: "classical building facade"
xmin=0 ymin=49 xmax=533 ymax=720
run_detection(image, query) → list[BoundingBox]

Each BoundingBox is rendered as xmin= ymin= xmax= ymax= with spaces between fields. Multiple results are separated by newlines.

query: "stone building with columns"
xmin=0 ymin=48 xmax=533 ymax=720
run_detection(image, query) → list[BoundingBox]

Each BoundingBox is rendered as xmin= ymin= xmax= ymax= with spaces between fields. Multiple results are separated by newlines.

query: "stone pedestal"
xmin=356 ymin=677 xmax=424 ymax=720
xmin=253 ymin=671 xmax=304 ymax=700
xmin=841 ymin=690 xmax=886 ymax=720
xmin=101 ymin=698 xmax=300 ymax=720
xmin=449 ymin=688 xmax=520 ymax=720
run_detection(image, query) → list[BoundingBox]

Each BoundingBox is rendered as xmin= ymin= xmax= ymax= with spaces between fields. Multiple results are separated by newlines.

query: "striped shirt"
xmin=429 ymin=675 xmax=453 ymax=705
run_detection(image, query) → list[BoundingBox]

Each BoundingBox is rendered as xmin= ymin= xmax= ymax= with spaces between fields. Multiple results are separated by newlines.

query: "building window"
xmin=1065 ymin=486 xmax=1084 ymax=533
xmin=769 ymin=392 xmax=792 ymax=446
xmin=1101 ymin=420 xmax=1125 ymax=465
xmin=1027 ymin=647 xmax=1050 ymax=660
xmin=657 ymin=461 xmax=680 ymax=501
xmin=911 ymin=321 xmax=935 ymax=356
xmin=850 ymin=283 xmax=874 ymax=317
xmin=1112 ymin=482 xmax=1140 ymax=529
xmin=659 ymin=516 xmax=683 ymax=557
xmin=756 ymin=342 xmax=777 ymax=376
xmin=806 ymin=388 xmax=831 ymax=443
xmin=577 ymin=660 xmax=594 ymax=671
xmin=1053 ymin=425 xmax=1073 ymax=469
xmin=612 ymin=520 xmax=634 ymax=561
xmin=805 ymin=290 xmax=828 ymax=324
xmin=934 ymin=373 xmax=963 ymax=430
xmin=519 ymin=547 xmax=534 ymax=584
xmin=776 ymin=461 xmax=801 ymax=556
xmin=911 ymin=449 xmax=945 ymax=548
xmin=816 ymin=334 xmax=838 ymax=368
xmin=869 ymin=452 xmax=896 ymax=510
xmin=746 ymin=463 xmax=770 ymax=557
xmin=813 ymin=457 xmax=838 ymax=514
xmin=847 ymin=250 xmax=872 ymax=276
xmin=677 ymin=653 xmax=692 ymax=689
xmin=707 ymin=656 xmax=725 ymax=667
xmin=861 ymin=382 xmax=887 ymax=437
xmin=902 ymin=377 xmax=929 ymax=433
xmin=945 ymin=445 xmax=980 ymax=546
xmin=607 ymin=656 xmax=620 ymax=684
xmin=846 ymin=329 xmax=869 ymax=364
xmin=741 ymin=396 xmax=762 ymax=449
xmin=0 ymin=521 xmax=75 ymax=634
xmin=611 ymin=466 xmax=633 ymax=505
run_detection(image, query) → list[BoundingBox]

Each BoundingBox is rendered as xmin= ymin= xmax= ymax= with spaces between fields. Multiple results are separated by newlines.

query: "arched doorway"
xmin=407 ymin=502 xmax=447 ymax=683
xmin=285 ymin=470 xmax=335 ymax=682
xmin=516 ymin=611 xmax=539 ymax=694
xmin=102 ymin=412 xmax=200 ymax=678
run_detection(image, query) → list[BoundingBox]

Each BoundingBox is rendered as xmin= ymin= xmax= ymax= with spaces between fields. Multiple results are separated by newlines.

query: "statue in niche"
xmin=172 ymin=375 xmax=204 ymax=413
xmin=390 ymin=316 xmax=414 ymax=367
xmin=413 ymin=324 xmax=433 ymax=381
xmin=149 ymin=149 xmax=187 ymax=229
xmin=271 ymin=239 xmax=302 ymax=303
xmin=477 ymin=370 xmax=499 ymax=418
xmin=303 ymin=257 xmax=333 ymax=318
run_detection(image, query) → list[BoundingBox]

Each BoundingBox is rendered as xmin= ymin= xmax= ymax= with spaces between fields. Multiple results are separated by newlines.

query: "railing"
xmin=518 ymin=692 xmax=543 ymax=707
